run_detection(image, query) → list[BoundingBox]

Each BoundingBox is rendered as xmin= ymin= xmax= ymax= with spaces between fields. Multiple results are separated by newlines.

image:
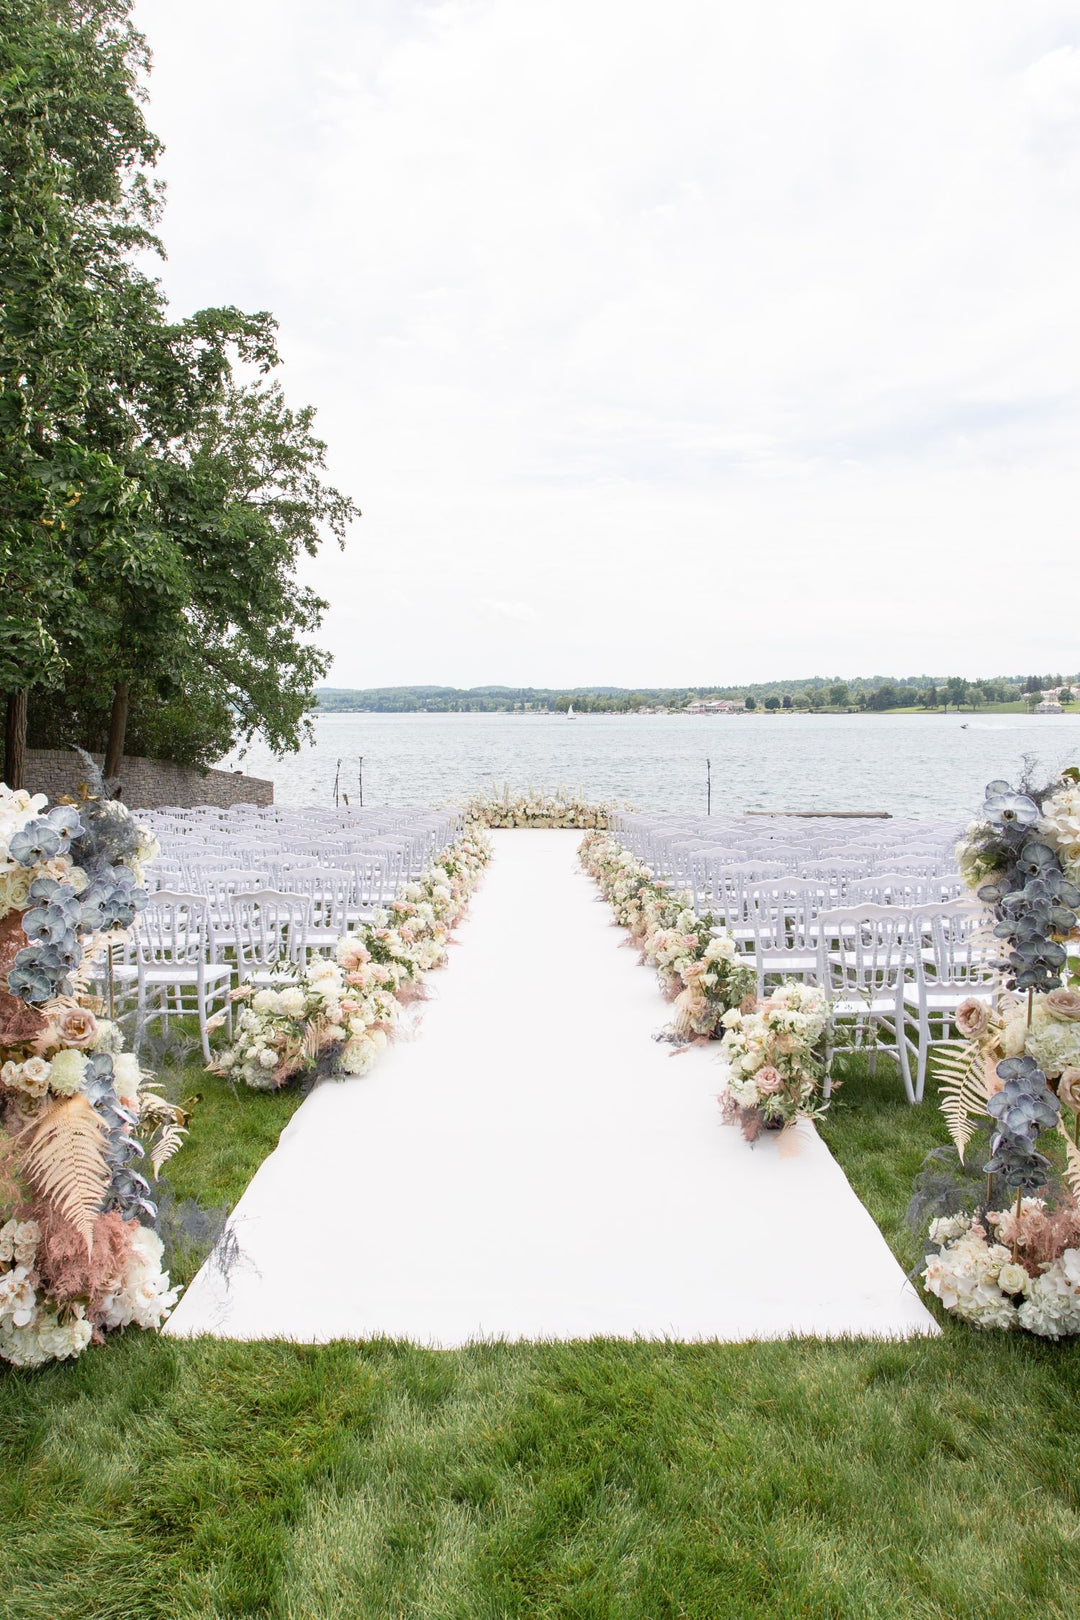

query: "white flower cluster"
xmin=1039 ymin=784 xmax=1080 ymax=887
xmin=213 ymin=827 xmax=492 ymax=1091
xmin=717 ymin=981 xmax=830 ymax=1128
xmin=97 ymin=1226 xmax=179 ymax=1332
xmin=923 ymin=1209 xmax=1080 ymax=1338
xmin=0 ymin=1221 xmax=177 ymax=1368
xmin=467 ymin=790 xmax=616 ymax=829
xmin=993 ymin=989 xmax=1080 ymax=1079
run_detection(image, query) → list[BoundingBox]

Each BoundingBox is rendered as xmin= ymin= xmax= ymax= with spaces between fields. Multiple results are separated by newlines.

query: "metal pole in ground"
xmin=333 ymin=758 xmax=342 ymax=808
xmin=706 ymin=757 xmax=711 ymax=815
xmin=358 ymin=757 xmax=364 ymax=808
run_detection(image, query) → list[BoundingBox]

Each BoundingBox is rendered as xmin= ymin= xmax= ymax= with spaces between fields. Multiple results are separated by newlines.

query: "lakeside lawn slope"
xmin=2 ymin=1057 xmax=1078 ymax=1619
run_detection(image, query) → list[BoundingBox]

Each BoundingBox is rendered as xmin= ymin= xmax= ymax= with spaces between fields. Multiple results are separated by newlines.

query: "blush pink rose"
xmin=52 ymin=1006 xmax=99 ymax=1049
xmin=755 ymin=1065 xmax=785 ymax=1096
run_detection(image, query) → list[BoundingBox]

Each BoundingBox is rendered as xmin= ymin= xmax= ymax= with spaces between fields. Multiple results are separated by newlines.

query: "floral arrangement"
xmin=467 ymin=788 xmax=617 ymax=829
xmin=211 ymin=827 xmax=492 ymax=1091
xmin=579 ymin=831 xmax=754 ymax=1038
xmin=956 ymin=767 xmax=1080 ymax=993
xmin=916 ymin=768 xmax=1080 ymax=1335
xmin=0 ymin=782 xmax=183 ymax=1369
xmin=716 ymin=980 xmax=830 ymax=1137
xmin=922 ymin=1201 xmax=1080 ymax=1337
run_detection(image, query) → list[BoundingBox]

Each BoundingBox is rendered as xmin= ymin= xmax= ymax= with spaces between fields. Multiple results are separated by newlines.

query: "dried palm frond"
xmin=933 ymin=1038 xmax=991 ymax=1159
xmin=19 ymin=1096 xmax=109 ymax=1255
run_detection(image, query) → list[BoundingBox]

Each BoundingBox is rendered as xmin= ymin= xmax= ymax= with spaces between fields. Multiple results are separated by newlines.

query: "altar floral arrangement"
xmin=716 ymin=980 xmax=830 ymax=1137
xmin=1 ymin=782 xmax=184 ymax=1369
xmin=579 ymin=832 xmax=753 ymax=1038
xmin=915 ymin=768 xmax=1080 ymax=1335
xmin=467 ymin=789 xmax=617 ymax=830
xmin=211 ymin=826 xmax=492 ymax=1091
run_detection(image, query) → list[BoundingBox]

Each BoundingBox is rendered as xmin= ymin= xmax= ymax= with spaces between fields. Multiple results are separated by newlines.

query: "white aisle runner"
xmin=166 ymin=830 xmax=937 ymax=1343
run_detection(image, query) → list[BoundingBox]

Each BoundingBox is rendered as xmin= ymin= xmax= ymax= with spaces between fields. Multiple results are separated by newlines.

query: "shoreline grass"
xmin=3 ymin=1056 xmax=1079 ymax=1618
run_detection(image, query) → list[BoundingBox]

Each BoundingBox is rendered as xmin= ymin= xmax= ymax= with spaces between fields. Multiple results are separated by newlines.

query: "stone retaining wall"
xmin=24 ymin=749 xmax=274 ymax=810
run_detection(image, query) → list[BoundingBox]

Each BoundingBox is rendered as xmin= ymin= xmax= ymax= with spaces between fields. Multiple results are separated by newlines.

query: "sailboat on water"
xmin=567 ymin=703 xmax=576 ymax=718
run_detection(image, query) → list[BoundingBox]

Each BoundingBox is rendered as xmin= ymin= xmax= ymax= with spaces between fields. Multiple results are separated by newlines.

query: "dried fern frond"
xmin=302 ymin=1015 xmax=331 ymax=1064
xmin=933 ymin=1038 xmax=991 ymax=1159
xmin=149 ymin=1122 xmax=187 ymax=1179
xmin=19 ymin=1096 xmax=109 ymax=1256
xmin=138 ymin=1086 xmax=189 ymax=1180
xmin=1058 ymin=1119 xmax=1080 ymax=1202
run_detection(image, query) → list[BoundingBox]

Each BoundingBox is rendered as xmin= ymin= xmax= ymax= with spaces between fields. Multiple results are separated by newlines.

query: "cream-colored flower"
xmin=955 ymin=998 xmax=991 ymax=1040
xmin=998 ymin=1263 xmax=1030 ymax=1296
xmin=47 ymin=1048 xmax=88 ymax=1096
xmin=1045 ymin=989 xmax=1080 ymax=1023
xmin=1003 ymin=1017 xmax=1028 ymax=1059
xmin=1058 ymin=1068 xmax=1080 ymax=1113
xmin=113 ymin=1052 xmax=142 ymax=1107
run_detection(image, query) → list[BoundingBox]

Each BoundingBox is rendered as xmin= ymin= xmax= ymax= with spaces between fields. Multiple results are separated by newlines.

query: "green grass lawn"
xmin=3 ymin=1058 xmax=1080 ymax=1619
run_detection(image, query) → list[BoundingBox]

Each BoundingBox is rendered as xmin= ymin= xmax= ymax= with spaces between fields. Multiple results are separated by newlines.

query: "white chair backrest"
xmin=137 ymin=891 xmax=209 ymax=966
xmin=229 ymin=889 xmax=311 ymax=973
xmin=817 ymin=904 xmax=915 ymax=994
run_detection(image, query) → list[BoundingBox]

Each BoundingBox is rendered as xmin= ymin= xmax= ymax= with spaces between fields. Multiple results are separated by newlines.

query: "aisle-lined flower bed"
xmin=1 ymin=781 xmax=185 ymax=1368
xmin=211 ymin=827 xmax=492 ymax=1091
xmin=579 ymin=831 xmax=753 ymax=1039
xmin=466 ymin=789 xmax=618 ymax=829
xmin=580 ymin=830 xmax=832 ymax=1132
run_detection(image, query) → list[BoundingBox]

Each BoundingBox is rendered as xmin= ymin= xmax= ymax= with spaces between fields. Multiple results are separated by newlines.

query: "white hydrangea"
xmin=0 ymin=1303 xmax=93 ymax=1367
xmin=1016 ymin=1248 xmax=1080 ymax=1339
xmin=922 ymin=1229 xmax=1018 ymax=1331
xmin=277 ymin=986 xmax=307 ymax=1018
xmin=47 ymin=1048 xmax=88 ymax=1097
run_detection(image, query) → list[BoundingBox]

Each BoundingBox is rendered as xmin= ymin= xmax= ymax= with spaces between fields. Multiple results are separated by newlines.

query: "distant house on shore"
xmin=684 ymin=699 xmax=742 ymax=715
xmin=1036 ymin=698 xmax=1064 ymax=714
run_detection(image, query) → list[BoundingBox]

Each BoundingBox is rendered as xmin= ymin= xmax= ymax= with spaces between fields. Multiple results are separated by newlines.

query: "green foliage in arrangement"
xmin=1 ymin=0 xmax=358 ymax=781
xmin=1 ymin=1052 xmax=1079 ymax=1619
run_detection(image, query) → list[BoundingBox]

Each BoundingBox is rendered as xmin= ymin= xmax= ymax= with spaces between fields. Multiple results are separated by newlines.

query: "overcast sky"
xmin=134 ymin=0 xmax=1080 ymax=688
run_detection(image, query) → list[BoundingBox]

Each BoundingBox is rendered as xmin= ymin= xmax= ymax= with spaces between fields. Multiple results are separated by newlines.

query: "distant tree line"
xmin=317 ymin=675 xmax=1076 ymax=716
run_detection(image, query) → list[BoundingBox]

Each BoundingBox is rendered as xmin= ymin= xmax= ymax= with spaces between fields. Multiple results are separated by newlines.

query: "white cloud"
xmin=136 ymin=0 xmax=1080 ymax=685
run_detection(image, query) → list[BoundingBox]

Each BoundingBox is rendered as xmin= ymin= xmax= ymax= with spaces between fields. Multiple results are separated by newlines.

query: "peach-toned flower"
xmin=955 ymin=998 xmax=991 ymax=1040
xmin=1046 ymin=989 xmax=1080 ymax=1023
xmin=53 ymin=1006 xmax=99 ymax=1049
xmin=1058 ymin=1068 xmax=1080 ymax=1112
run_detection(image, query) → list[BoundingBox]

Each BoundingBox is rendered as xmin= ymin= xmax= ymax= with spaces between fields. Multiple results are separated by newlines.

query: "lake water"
xmin=221 ymin=711 xmax=1080 ymax=821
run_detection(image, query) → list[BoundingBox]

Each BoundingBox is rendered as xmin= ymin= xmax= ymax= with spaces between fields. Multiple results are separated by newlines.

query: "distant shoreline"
xmin=310 ymin=704 xmax=1076 ymax=718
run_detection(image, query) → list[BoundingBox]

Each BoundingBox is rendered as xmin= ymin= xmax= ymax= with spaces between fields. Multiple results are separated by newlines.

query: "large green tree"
xmin=2 ymin=0 xmax=358 ymax=785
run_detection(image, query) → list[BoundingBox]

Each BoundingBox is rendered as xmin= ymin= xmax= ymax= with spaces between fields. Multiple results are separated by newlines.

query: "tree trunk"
xmin=4 ymin=692 xmax=28 ymax=789
xmin=104 ymin=680 xmax=130 ymax=781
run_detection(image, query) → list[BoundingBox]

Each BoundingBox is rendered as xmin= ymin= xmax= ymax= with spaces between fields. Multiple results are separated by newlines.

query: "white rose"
xmin=252 ymin=990 xmax=279 ymax=1015
xmin=998 ymin=1263 xmax=1029 ymax=1296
